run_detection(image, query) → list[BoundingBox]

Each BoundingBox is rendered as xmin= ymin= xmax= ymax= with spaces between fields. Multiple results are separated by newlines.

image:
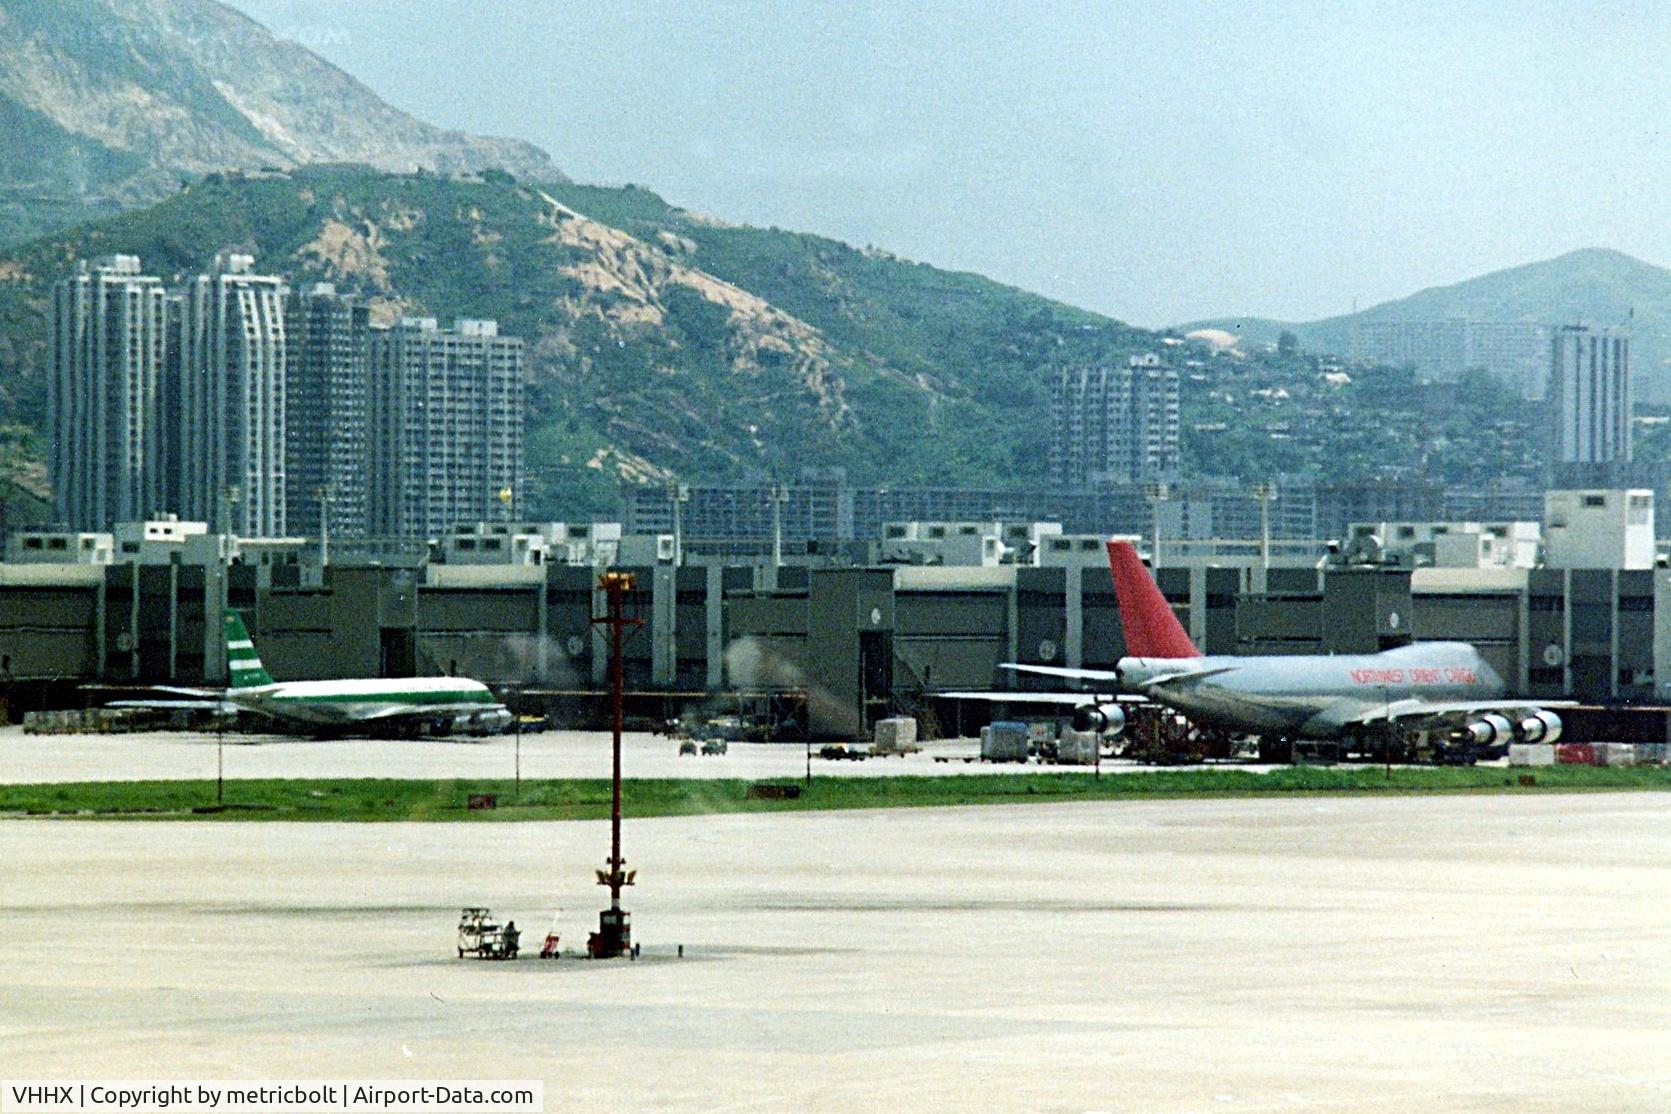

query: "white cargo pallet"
xmin=1055 ymin=729 xmax=1099 ymax=766
xmin=873 ymin=716 xmax=919 ymax=753
xmin=1508 ymin=744 xmax=1556 ymax=767
xmin=980 ymin=723 xmax=1030 ymax=762
xmin=1595 ymin=742 xmax=1638 ymax=767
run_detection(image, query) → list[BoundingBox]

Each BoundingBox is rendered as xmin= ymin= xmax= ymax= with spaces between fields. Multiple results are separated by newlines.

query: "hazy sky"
xmin=228 ymin=0 xmax=1671 ymax=327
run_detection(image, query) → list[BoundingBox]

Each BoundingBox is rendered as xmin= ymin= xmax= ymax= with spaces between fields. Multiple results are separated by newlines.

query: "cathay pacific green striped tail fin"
xmin=223 ymin=608 xmax=275 ymax=688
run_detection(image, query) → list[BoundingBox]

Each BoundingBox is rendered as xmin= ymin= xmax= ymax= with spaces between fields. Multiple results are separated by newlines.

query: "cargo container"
xmin=1055 ymin=729 xmax=1100 ymax=766
xmin=1555 ymin=743 xmax=1596 ymax=765
xmin=1595 ymin=742 xmax=1637 ymax=767
xmin=1508 ymin=743 xmax=1556 ymax=767
xmin=872 ymin=716 xmax=920 ymax=755
xmin=981 ymin=720 xmax=1030 ymax=763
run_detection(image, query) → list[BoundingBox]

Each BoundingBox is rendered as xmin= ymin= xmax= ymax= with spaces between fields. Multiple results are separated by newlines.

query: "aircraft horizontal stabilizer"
xmin=999 ymin=663 xmax=1120 ymax=683
xmin=1137 ymin=665 xmax=1238 ymax=689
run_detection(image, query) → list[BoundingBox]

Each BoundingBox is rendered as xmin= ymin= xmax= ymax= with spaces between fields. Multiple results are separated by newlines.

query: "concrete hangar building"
xmin=1 ymin=491 xmax=1668 ymax=737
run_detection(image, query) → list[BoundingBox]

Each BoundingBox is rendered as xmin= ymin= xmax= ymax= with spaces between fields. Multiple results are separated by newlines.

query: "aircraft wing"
xmin=936 ymin=691 xmax=1145 ymax=705
xmin=235 ymin=700 xmax=506 ymax=723
xmin=107 ymin=698 xmax=234 ymax=711
xmin=342 ymin=704 xmax=449 ymax=722
xmin=100 ymin=684 xmax=225 ymax=699
xmin=365 ymin=701 xmax=509 ymax=721
xmin=1345 ymin=699 xmax=1578 ymax=727
xmin=999 ymin=664 xmax=1119 ymax=684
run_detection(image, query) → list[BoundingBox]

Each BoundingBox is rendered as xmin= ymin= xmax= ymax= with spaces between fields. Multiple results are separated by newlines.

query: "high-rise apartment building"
xmin=1549 ymin=325 xmax=1631 ymax=486
xmin=159 ymin=290 xmax=185 ymax=517
xmin=370 ymin=317 xmax=523 ymax=538
xmin=1466 ymin=321 xmax=1555 ymax=400
xmin=178 ymin=253 xmax=289 ymax=536
xmin=1049 ymin=355 xmax=1179 ymax=489
xmin=1349 ymin=320 xmax=1468 ymax=378
xmin=49 ymin=256 xmax=170 ymax=530
xmin=1349 ymin=319 xmax=1551 ymax=399
xmin=285 ymin=284 xmax=372 ymax=539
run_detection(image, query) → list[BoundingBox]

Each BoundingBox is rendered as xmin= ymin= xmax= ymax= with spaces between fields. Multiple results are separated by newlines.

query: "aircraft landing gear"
xmin=1364 ymin=730 xmax=1416 ymax=765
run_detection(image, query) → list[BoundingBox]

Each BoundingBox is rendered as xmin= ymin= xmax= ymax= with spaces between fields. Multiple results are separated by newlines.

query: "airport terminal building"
xmin=2 ymin=491 xmax=1669 ymax=738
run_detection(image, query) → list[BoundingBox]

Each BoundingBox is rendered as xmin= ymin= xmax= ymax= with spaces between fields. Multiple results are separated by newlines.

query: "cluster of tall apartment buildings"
xmin=735 ymin=322 xmax=1633 ymax=553
xmin=49 ymin=254 xmax=524 ymax=538
xmin=46 ymin=251 xmax=1636 ymax=552
xmin=1350 ymin=318 xmax=1633 ymax=484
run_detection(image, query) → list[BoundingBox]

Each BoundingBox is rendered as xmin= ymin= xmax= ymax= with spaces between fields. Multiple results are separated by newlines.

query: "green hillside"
xmin=0 ymin=167 xmax=1152 ymax=517
xmin=0 ymin=164 xmax=1565 ymax=528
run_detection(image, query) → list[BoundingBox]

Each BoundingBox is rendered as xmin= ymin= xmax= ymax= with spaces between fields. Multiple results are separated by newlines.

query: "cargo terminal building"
xmin=2 ymin=492 xmax=1668 ymax=738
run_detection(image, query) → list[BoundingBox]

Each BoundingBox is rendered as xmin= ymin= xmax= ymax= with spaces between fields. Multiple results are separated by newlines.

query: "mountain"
xmin=0 ymin=0 xmax=1585 ymax=527
xmin=0 ymin=167 xmax=1149 ymax=516
xmin=0 ymin=0 xmax=564 ymax=247
xmin=1181 ymin=249 xmax=1671 ymax=402
xmin=0 ymin=0 xmax=1153 ymax=520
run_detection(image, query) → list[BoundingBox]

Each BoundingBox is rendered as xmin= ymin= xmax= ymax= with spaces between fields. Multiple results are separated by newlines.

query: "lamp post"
xmin=768 ymin=482 xmax=788 ymax=570
xmin=670 ymin=482 xmax=689 ymax=567
xmin=221 ymin=485 xmax=241 ymax=543
xmin=0 ymin=449 xmax=18 ymax=543
xmin=1250 ymin=481 xmax=1276 ymax=584
xmin=1144 ymin=482 xmax=1170 ymax=570
xmin=313 ymin=483 xmax=331 ymax=569
xmin=219 ymin=484 xmax=240 ymax=678
xmin=590 ymin=571 xmax=643 ymax=958
xmin=217 ymin=484 xmax=239 ymax=808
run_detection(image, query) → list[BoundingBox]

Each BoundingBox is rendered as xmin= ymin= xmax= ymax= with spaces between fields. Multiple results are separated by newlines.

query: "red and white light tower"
xmin=589 ymin=571 xmax=642 ymax=958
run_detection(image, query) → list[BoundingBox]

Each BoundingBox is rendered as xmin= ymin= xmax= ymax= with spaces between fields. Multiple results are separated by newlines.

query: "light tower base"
xmin=589 ymin=907 xmax=631 ymax=959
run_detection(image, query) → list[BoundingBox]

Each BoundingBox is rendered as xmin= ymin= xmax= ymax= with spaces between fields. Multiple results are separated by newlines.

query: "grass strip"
xmin=2 ymin=764 xmax=1670 ymax=821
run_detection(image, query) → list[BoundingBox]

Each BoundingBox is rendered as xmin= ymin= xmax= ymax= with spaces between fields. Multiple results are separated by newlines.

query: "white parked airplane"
xmin=1008 ymin=540 xmax=1571 ymax=760
xmin=156 ymin=609 xmax=514 ymax=737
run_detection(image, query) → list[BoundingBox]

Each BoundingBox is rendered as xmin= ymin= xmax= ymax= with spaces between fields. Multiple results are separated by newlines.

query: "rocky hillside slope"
xmin=0 ymin=167 xmax=1146 ymax=516
xmin=0 ymin=0 xmax=563 ymax=246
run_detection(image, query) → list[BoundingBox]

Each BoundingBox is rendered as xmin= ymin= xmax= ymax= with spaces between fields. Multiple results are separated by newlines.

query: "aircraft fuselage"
xmin=1121 ymin=641 xmax=1504 ymax=738
xmin=226 ymin=676 xmax=501 ymax=727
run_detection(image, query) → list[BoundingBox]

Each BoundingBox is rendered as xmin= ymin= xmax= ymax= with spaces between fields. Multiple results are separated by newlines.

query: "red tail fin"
xmin=1106 ymin=540 xmax=1201 ymax=659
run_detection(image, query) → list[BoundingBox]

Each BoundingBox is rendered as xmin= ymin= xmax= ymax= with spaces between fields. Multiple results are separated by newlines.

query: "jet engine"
xmin=449 ymin=709 xmax=515 ymax=736
xmin=1071 ymin=702 xmax=1126 ymax=735
xmin=1514 ymin=709 xmax=1563 ymax=745
xmin=1450 ymin=712 xmax=1515 ymax=746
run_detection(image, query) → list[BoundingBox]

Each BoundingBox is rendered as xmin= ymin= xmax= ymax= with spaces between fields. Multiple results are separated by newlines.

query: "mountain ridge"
xmin=0 ymin=0 xmax=1156 ymax=521
xmin=0 ymin=0 xmax=565 ymax=246
xmin=0 ymin=166 xmax=1148 ymax=517
xmin=0 ymin=0 xmax=1640 ymax=530
xmin=1179 ymin=247 xmax=1671 ymax=401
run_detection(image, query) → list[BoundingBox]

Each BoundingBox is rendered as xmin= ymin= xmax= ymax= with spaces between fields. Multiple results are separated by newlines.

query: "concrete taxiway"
xmin=0 ymin=724 xmax=1192 ymax=784
xmin=3 ymin=793 xmax=1670 ymax=1110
